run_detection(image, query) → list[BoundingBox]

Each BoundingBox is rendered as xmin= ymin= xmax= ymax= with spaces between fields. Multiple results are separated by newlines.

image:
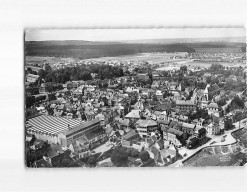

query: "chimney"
xmin=68 ymin=124 xmax=71 ymax=131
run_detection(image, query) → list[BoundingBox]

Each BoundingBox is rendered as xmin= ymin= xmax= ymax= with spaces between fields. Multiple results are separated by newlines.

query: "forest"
xmin=25 ymin=41 xmax=196 ymax=59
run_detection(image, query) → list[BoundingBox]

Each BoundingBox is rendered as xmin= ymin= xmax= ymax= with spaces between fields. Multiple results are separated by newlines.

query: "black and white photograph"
xmin=24 ymin=28 xmax=247 ymax=168
xmin=1 ymin=0 xmax=247 ymax=192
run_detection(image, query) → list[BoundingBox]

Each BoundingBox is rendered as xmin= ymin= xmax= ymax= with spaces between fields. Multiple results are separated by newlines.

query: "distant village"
xmin=25 ymin=51 xmax=247 ymax=167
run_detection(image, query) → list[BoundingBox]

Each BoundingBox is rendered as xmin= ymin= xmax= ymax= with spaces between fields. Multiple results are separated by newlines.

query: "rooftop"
xmin=125 ymin=110 xmax=141 ymax=119
xmin=26 ymin=115 xmax=82 ymax=136
xmin=67 ymin=118 xmax=100 ymax=136
xmin=208 ymin=102 xmax=218 ymax=109
xmin=122 ymin=130 xmax=139 ymax=140
xmin=176 ymin=100 xmax=195 ymax=106
xmin=136 ymin=119 xmax=158 ymax=127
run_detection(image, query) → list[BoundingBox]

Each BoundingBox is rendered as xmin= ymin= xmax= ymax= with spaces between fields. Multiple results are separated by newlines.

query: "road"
xmin=169 ymin=119 xmax=247 ymax=167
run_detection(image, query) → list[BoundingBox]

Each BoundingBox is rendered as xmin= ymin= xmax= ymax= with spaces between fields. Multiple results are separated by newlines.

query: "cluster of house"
xmin=191 ymin=52 xmax=246 ymax=63
xmin=25 ymin=59 xmax=247 ymax=167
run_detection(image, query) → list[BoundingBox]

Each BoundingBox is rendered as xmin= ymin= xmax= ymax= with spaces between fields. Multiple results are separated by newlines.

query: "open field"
xmin=232 ymin=128 xmax=247 ymax=147
xmin=25 ymin=56 xmax=78 ymax=65
xmin=85 ymin=52 xmax=188 ymax=63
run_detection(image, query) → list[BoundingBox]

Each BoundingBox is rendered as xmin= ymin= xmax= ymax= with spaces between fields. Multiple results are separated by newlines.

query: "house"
xmin=162 ymin=127 xmax=184 ymax=147
xmin=122 ymin=130 xmax=140 ymax=143
xmin=181 ymin=123 xmax=195 ymax=136
xmin=26 ymin=74 xmax=39 ymax=83
xmin=169 ymin=121 xmax=183 ymax=132
xmin=176 ymin=100 xmax=197 ymax=114
xmin=155 ymin=90 xmax=163 ymax=101
xmin=157 ymin=119 xmax=170 ymax=129
xmin=206 ymin=122 xmax=220 ymax=136
xmin=135 ymin=119 xmax=158 ymax=138
xmin=95 ymin=113 xmax=106 ymax=126
xmin=151 ymin=82 xmax=160 ymax=89
xmin=192 ymin=118 xmax=205 ymax=127
xmin=207 ymin=102 xmax=219 ymax=117
xmin=178 ymin=115 xmax=188 ymax=123
xmin=115 ymin=118 xmax=131 ymax=131
xmin=84 ymin=127 xmax=107 ymax=149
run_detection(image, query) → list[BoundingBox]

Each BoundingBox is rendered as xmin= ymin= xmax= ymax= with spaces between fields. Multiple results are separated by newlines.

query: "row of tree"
xmin=37 ymin=64 xmax=124 ymax=84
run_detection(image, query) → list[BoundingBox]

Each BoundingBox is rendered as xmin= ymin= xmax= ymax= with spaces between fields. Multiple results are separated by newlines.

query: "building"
xmin=26 ymin=115 xmax=83 ymax=146
xmin=162 ymin=127 xmax=184 ymax=147
xmin=181 ymin=123 xmax=196 ymax=136
xmin=207 ymin=102 xmax=219 ymax=117
xmin=26 ymin=74 xmax=39 ymax=83
xmin=26 ymin=116 xmax=107 ymax=148
xmin=122 ymin=130 xmax=140 ymax=143
xmin=136 ymin=119 xmax=158 ymax=138
xmin=65 ymin=118 xmax=104 ymax=147
xmin=206 ymin=123 xmax=220 ymax=136
xmin=84 ymin=127 xmax=107 ymax=149
xmin=176 ymin=100 xmax=197 ymax=114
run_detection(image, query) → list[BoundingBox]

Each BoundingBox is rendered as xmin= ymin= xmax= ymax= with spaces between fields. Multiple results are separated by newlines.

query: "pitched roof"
xmin=208 ymin=102 xmax=218 ymax=109
xmin=169 ymin=121 xmax=178 ymax=128
xmin=118 ymin=118 xmax=130 ymax=126
xmin=125 ymin=110 xmax=141 ymax=119
xmin=182 ymin=123 xmax=195 ymax=129
xmin=136 ymin=119 xmax=158 ymax=127
xmin=122 ymin=130 xmax=139 ymax=140
xmin=154 ymin=103 xmax=172 ymax=111
xmin=176 ymin=100 xmax=195 ymax=106
xmin=157 ymin=120 xmax=170 ymax=125
xmin=163 ymin=127 xmax=184 ymax=137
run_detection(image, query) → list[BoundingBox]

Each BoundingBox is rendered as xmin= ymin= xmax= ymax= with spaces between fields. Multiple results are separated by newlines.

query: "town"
xmin=25 ymin=49 xmax=247 ymax=168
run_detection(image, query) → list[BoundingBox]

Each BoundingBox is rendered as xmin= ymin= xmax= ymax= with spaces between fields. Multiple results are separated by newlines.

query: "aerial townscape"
xmin=25 ymin=29 xmax=247 ymax=168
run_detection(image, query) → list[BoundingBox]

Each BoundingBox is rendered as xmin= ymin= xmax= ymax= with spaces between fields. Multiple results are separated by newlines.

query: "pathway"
xmin=169 ymin=119 xmax=247 ymax=167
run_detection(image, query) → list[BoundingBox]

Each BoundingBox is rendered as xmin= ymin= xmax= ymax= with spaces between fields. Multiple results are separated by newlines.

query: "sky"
xmin=25 ymin=28 xmax=246 ymax=41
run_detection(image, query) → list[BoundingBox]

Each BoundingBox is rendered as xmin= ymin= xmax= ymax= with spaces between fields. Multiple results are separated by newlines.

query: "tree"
xmin=180 ymin=65 xmax=187 ymax=74
xmin=44 ymin=64 xmax=52 ymax=73
xmin=87 ymin=156 xmax=97 ymax=167
xmin=111 ymin=147 xmax=129 ymax=167
xmin=127 ymin=148 xmax=140 ymax=158
xmin=27 ymin=67 xmax=32 ymax=74
xmin=218 ymin=98 xmax=227 ymax=107
xmin=139 ymin=151 xmax=151 ymax=163
xmin=196 ymin=82 xmax=206 ymax=89
xmin=210 ymin=63 xmax=223 ymax=71
xmin=38 ymin=69 xmax=47 ymax=79
xmin=210 ymin=77 xmax=219 ymax=85
xmin=232 ymin=96 xmax=245 ymax=109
